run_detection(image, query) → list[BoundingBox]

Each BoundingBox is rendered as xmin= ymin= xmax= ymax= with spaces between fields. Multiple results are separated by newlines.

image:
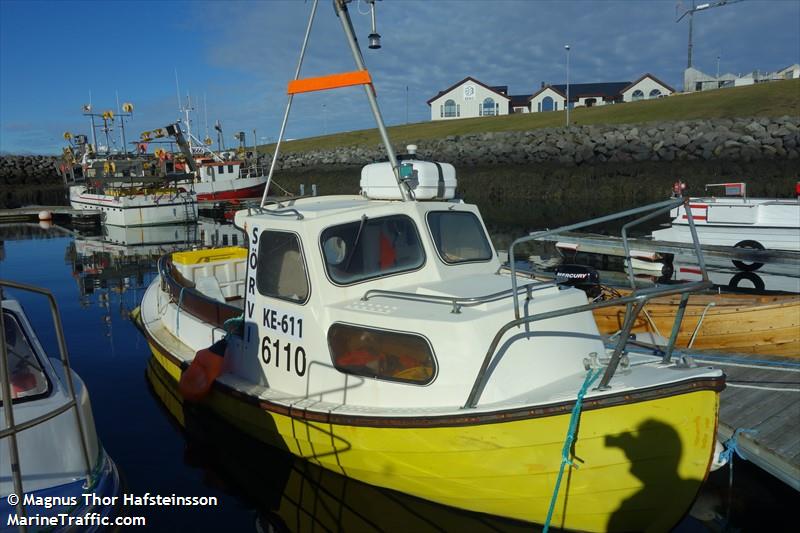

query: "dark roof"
xmin=548 ymin=81 xmax=631 ymax=100
xmin=490 ymin=85 xmax=508 ymax=95
xmin=620 ymin=73 xmax=676 ymax=94
xmin=426 ymin=76 xmax=511 ymax=105
xmin=509 ymin=94 xmax=530 ymax=107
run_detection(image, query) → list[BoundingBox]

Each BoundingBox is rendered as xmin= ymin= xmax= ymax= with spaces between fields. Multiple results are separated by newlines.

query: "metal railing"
xmin=1 ymin=281 xmax=93 ymax=527
xmin=362 ymin=281 xmax=555 ymax=314
xmin=458 ymin=196 xmax=710 ymax=407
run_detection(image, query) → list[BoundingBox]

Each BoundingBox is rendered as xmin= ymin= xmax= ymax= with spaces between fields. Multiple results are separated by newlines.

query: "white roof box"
xmin=360 ymin=159 xmax=457 ymax=200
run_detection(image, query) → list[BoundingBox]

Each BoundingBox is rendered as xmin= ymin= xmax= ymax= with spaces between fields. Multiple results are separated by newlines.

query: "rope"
xmin=175 ymin=287 xmax=185 ymax=337
xmin=223 ymin=314 xmax=244 ymax=337
xmin=543 ymin=367 xmax=603 ymax=533
xmin=718 ymin=428 xmax=758 ymax=466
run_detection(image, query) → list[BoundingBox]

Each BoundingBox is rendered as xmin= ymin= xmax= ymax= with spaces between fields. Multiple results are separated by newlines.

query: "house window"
xmin=541 ymin=96 xmax=554 ymax=112
xmin=443 ymin=99 xmax=457 ymax=118
xmin=480 ymin=97 xmax=496 ymax=116
xmin=256 ymin=230 xmax=310 ymax=303
xmin=632 ymin=90 xmax=644 ymax=101
xmin=649 ymin=89 xmax=662 ymax=99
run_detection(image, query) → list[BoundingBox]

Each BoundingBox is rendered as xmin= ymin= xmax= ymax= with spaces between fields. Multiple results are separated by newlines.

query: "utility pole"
xmin=405 ymin=85 xmax=409 ymax=125
xmin=677 ymin=0 xmax=743 ymax=71
xmin=565 ymin=44 xmax=570 ymax=127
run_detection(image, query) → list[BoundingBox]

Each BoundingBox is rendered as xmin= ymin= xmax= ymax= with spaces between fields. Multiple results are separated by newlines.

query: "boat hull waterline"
xmin=137 ymin=309 xmax=722 ymax=532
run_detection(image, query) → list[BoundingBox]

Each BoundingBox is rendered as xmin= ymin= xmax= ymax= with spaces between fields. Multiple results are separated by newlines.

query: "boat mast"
xmin=333 ymin=0 xmax=408 ymax=200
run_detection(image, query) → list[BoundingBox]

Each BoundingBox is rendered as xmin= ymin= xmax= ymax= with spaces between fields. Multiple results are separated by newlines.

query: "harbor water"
xmin=0 ymin=210 xmax=796 ymax=532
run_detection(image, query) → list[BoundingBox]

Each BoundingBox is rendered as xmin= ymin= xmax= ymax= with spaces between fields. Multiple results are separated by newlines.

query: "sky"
xmin=1 ymin=0 xmax=798 ymax=154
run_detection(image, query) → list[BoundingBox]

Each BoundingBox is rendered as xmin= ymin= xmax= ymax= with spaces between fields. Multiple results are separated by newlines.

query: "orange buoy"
xmin=178 ymin=339 xmax=227 ymax=402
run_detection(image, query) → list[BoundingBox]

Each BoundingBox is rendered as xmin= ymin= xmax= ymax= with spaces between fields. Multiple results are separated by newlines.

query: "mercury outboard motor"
xmin=554 ymin=264 xmax=601 ymax=299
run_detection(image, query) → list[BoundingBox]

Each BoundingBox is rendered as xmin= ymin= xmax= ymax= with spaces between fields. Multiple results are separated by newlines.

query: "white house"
xmin=429 ymin=74 xmax=674 ymax=121
xmin=426 ymin=77 xmax=512 ymax=120
xmin=684 ymin=64 xmax=800 ymax=92
xmin=527 ymin=74 xmax=673 ymax=114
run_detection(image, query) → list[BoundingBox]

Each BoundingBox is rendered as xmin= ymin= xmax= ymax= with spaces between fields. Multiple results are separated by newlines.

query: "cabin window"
xmin=228 ymin=165 xmax=234 ymax=174
xmin=218 ymin=165 xmax=225 ymax=174
xmin=256 ymin=231 xmax=310 ymax=303
xmin=320 ymin=215 xmax=424 ymax=285
xmin=2 ymin=310 xmax=50 ymax=402
xmin=427 ymin=211 xmax=493 ymax=264
xmin=328 ymin=323 xmax=436 ymax=385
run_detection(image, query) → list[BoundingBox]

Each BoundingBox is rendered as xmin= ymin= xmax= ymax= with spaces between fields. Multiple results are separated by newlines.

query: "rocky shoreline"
xmin=2 ymin=115 xmax=798 ymax=209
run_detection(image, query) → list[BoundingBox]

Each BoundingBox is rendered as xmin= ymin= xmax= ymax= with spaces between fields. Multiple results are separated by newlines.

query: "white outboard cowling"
xmin=361 ymin=145 xmax=457 ymax=200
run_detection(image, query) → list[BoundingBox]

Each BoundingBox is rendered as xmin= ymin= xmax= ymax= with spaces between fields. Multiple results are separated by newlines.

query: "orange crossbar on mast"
xmin=287 ymin=70 xmax=373 ymax=95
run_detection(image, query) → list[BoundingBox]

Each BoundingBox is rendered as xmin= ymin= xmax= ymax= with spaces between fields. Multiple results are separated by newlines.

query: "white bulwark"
xmin=429 ymin=74 xmax=674 ymax=121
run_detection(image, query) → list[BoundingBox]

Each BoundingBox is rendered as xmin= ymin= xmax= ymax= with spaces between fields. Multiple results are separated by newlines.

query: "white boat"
xmin=1 ymin=281 xmax=121 ymax=528
xmin=69 ymin=182 xmax=197 ymax=227
xmin=133 ymin=2 xmax=725 ymax=530
xmin=652 ymin=182 xmax=800 ymax=254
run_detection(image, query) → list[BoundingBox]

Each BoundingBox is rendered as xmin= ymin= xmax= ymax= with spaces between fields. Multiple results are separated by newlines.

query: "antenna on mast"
xmin=174 ymin=69 xmax=182 ymax=113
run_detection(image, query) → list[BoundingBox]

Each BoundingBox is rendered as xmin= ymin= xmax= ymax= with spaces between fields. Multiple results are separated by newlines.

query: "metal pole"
xmin=261 ymin=0 xmax=319 ymax=207
xmin=565 ymin=45 xmax=570 ymax=127
xmin=406 ymin=85 xmax=409 ymax=124
xmin=687 ymin=0 xmax=695 ymax=69
xmin=334 ymin=0 xmax=409 ymax=201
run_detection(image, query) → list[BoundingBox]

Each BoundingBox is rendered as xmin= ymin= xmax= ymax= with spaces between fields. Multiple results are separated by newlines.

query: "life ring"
xmin=732 ymin=240 xmax=765 ymax=272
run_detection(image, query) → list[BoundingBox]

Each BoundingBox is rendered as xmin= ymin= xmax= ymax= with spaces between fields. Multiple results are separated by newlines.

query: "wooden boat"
xmin=593 ymin=287 xmax=800 ymax=357
xmin=133 ymin=2 xmax=725 ymax=531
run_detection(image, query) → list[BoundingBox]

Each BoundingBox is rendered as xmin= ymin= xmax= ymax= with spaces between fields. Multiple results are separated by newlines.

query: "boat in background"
xmin=63 ymin=134 xmax=198 ymax=227
xmin=1 ymin=280 xmax=121 ymax=528
xmin=652 ymin=182 xmax=800 ymax=268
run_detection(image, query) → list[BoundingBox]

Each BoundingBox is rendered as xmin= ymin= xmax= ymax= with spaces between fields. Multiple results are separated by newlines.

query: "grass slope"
xmin=265 ymin=79 xmax=800 ymax=154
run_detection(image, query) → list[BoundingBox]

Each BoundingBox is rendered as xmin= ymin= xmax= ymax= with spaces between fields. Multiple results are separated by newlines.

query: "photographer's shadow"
xmin=606 ymin=419 xmax=704 ymax=533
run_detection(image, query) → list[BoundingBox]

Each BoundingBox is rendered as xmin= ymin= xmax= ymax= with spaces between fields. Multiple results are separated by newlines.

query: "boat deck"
xmin=692 ymin=352 xmax=800 ymax=490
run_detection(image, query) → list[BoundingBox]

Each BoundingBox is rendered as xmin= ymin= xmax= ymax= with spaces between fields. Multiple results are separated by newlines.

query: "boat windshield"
xmin=2 ymin=310 xmax=49 ymax=402
xmin=321 ymin=215 xmax=424 ymax=285
xmin=427 ymin=211 xmax=493 ymax=264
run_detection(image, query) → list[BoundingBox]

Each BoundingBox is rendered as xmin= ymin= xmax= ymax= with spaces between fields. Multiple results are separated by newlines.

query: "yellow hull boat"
xmin=138 ymin=313 xmax=722 ymax=532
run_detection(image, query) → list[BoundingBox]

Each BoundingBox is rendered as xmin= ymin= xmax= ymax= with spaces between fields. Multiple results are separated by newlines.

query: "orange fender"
xmin=179 ymin=339 xmax=227 ymax=402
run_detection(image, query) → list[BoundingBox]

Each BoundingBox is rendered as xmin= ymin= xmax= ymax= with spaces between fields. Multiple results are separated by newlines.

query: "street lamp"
xmin=322 ymin=104 xmax=327 ymax=135
xmin=565 ymin=44 xmax=570 ymax=127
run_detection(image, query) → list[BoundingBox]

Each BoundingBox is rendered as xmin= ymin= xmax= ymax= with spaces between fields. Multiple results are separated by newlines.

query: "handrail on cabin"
xmin=463 ymin=279 xmax=713 ymax=408
xmin=362 ymin=281 xmax=556 ymax=314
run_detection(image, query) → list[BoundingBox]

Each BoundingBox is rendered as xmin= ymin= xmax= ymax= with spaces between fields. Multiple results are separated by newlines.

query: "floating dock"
xmin=0 ymin=205 xmax=100 ymax=225
xmin=691 ymin=352 xmax=800 ymax=490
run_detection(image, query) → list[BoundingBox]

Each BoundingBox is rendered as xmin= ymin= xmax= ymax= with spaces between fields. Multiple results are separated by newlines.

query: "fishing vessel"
xmin=651 ymin=182 xmax=800 ymax=267
xmin=1 ymin=281 xmax=121 ymax=528
xmin=133 ymin=2 xmax=725 ymax=531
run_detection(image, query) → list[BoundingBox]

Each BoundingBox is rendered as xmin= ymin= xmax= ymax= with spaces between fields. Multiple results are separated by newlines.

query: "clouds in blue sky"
xmin=1 ymin=0 xmax=798 ymax=153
